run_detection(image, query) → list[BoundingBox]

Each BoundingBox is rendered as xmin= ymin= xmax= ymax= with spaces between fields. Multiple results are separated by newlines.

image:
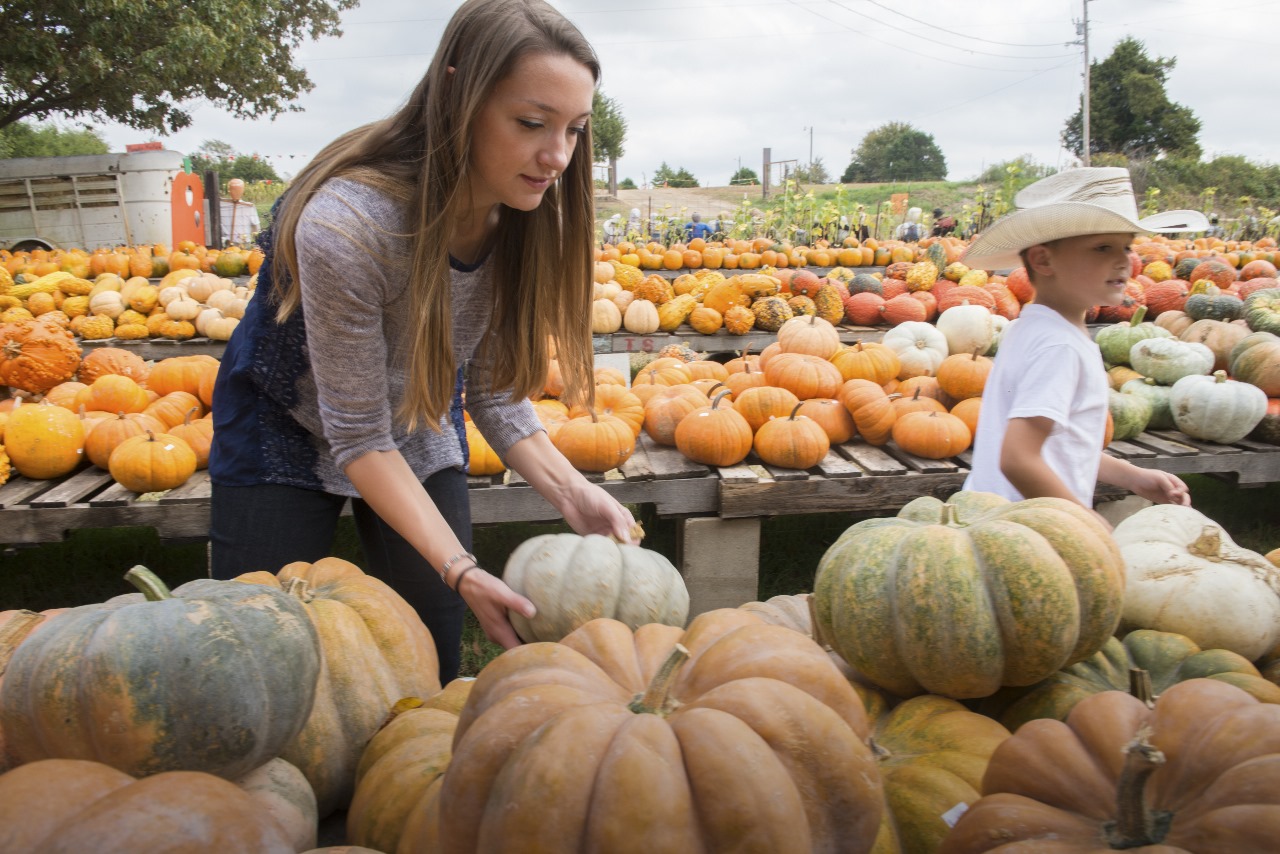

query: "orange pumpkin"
xmin=674 ymin=390 xmax=753 ymax=466
xmin=84 ymin=374 xmax=150 ymax=414
xmin=568 ymin=384 xmax=644 ymax=437
xmin=107 ymin=430 xmax=198 ymax=491
xmin=838 ymin=379 xmax=897 ymax=446
xmin=642 ymin=384 xmax=710 ymax=446
xmin=146 ymin=355 xmax=219 ymax=397
xmin=796 ymin=397 xmax=857 ymax=444
xmin=4 ymin=400 xmax=85 ymax=478
xmin=950 ymin=397 xmax=982 ymax=438
xmin=754 ymin=403 xmax=831 ymax=469
xmin=891 ymin=410 xmax=972 ymax=459
xmin=935 ymin=351 xmax=992 ymax=401
xmin=168 ymin=408 xmax=214 ymax=470
xmin=0 ymin=319 xmax=81 ymax=395
xmin=764 ymin=353 xmax=844 ymax=401
xmin=77 ymin=347 xmax=150 ymax=386
xmin=732 ymin=385 xmax=800 ymax=434
xmin=830 ymin=341 xmax=902 ymax=385
xmin=552 ymin=411 xmax=635 ymax=472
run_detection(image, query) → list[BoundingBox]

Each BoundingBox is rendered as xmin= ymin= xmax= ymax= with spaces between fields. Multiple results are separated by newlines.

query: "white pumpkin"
xmin=87 ymin=290 xmax=126 ymax=319
xmin=593 ymin=281 xmax=621 ymax=301
xmin=1169 ymin=370 xmax=1267 ymax=444
xmin=985 ymin=314 xmax=1010 ymax=356
xmin=623 ymin=298 xmax=661 ymax=334
xmin=186 ymin=274 xmax=232 ymax=303
xmin=611 ymin=290 xmax=635 ymax=314
xmin=591 ymin=298 xmax=622 ymax=334
xmin=882 ymin=321 xmax=949 ymax=379
xmin=196 ymin=308 xmax=240 ymax=340
xmin=165 ymin=294 xmax=203 ymax=321
xmin=936 ymin=302 xmax=994 ymax=357
xmin=1114 ymin=504 xmax=1280 ymax=660
xmin=1129 ymin=337 xmax=1213 ymax=385
xmin=221 ymin=297 xmax=248 ymax=319
xmin=502 ymin=533 xmax=689 ymax=643
xmin=205 ymin=288 xmax=239 ymax=312
xmin=158 ymin=285 xmax=187 ymax=307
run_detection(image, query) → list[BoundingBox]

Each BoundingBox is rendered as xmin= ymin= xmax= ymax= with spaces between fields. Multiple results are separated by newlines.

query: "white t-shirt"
xmin=964 ymin=304 xmax=1109 ymax=506
xmin=219 ymin=199 xmax=260 ymax=245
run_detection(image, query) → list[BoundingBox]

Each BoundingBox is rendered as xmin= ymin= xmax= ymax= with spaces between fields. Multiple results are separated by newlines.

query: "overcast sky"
xmin=95 ymin=0 xmax=1280 ymax=187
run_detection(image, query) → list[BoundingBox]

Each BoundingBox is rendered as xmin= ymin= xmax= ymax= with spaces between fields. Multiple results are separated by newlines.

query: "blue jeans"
xmin=209 ymin=468 xmax=470 ymax=683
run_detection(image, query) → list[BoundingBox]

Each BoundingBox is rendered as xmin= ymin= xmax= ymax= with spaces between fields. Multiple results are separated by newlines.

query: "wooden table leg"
xmin=677 ymin=516 xmax=761 ymax=617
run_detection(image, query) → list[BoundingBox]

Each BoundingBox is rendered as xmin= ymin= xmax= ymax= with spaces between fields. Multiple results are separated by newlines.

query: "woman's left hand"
xmin=559 ymin=482 xmax=639 ymax=544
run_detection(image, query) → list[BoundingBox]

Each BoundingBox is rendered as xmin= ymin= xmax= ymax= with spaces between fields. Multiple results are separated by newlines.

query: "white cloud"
xmin=92 ymin=0 xmax=1279 ymax=185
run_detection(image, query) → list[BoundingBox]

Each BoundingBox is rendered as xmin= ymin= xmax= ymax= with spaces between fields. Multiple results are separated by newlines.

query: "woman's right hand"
xmin=457 ymin=568 xmax=536 ymax=650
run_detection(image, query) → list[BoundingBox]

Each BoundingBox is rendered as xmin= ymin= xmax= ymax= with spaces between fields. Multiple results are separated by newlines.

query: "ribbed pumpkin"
xmin=144 ymin=390 xmax=203 ymax=428
xmin=796 ymin=397 xmax=856 ymax=444
xmin=979 ymin=629 xmax=1280 ymax=732
xmin=347 ymin=682 xmax=473 ymax=853
xmin=935 ymin=350 xmax=992 ymax=401
xmin=831 ymin=341 xmax=901 ymax=385
xmin=731 ymin=385 xmax=799 ymax=433
xmin=84 ymin=411 xmax=155 ymax=469
xmin=881 ymin=321 xmax=948 ymax=379
xmin=1094 ymin=305 xmax=1172 ymax=366
xmin=502 ymin=533 xmax=689 ymax=643
xmin=838 ymin=379 xmax=897 ymax=445
xmin=753 ymin=403 xmax=830 ymax=469
xmin=642 ymin=384 xmax=709 ymax=446
xmin=234 ymin=558 xmax=440 ymax=817
xmin=0 ymin=567 xmax=321 ymax=779
xmin=146 ymin=354 xmax=219 ymax=397
xmin=764 ymin=352 xmax=843 ymax=400
xmin=869 ymin=696 xmax=1012 ymax=854
xmin=1178 ymin=317 xmax=1248 ymax=372
xmin=108 ymin=430 xmax=197 ymax=492
xmin=569 ymin=384 xmax=644 ymax=437
xmin=4 ymin=400 xmax=85 ymax=478
xmin=83 ymin=374 xmax=150 ymax=414
xmin=813 ymin=491 xmax=1124 ymax=699
xmin=77 ymin=346 xmax=150 ymax=385
xmin=435 ymin=612 xmax=883 ymax=852
xmin=0 ymin=758 xmax=299 ymax=852
xmin=942 ymin=681 xmax=1280 ymax=854
xmin=552 ymin=411 xmax=634 ymax=472
xmin=1228 ymin=330 xmax=1280 ymax=396
xmin=171 ymin=408 xmax=215 ymax=465
xmin=891 ymin=410 xmax=971 ymax=459
xmin=674 ymin=390 xmax=752 ymax=466
xmin=777 ymin=315 xmax=841 ymax=359
xmin=1169 ymin=370 xmax=1266 ymax=444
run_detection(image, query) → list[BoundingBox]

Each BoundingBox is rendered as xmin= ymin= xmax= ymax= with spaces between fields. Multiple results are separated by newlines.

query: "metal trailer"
xmin=0 ymin=150 xmax=204 ymax=251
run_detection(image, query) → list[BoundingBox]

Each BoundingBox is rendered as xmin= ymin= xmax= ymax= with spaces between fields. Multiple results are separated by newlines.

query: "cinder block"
xmin=678 ymin=516 xmax=761 ymax=617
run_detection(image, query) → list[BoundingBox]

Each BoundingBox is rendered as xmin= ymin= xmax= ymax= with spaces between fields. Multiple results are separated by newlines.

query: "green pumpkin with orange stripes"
xmin=812 ymin=491 xmax=1124 ymax=700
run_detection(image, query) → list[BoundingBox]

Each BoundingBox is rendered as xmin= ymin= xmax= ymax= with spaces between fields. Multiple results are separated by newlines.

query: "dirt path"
xmin=596 ymin=187 xmax=768 ymax=222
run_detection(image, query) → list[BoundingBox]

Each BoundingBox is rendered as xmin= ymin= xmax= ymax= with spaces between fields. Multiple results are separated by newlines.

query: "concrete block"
xmin=1095 ymin=495 xmax=1152 ymax=527
xmin=678 ymin=516 xmax=761 ymax=617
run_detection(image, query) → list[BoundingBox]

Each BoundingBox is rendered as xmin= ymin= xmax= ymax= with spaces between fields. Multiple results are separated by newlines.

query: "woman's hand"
xmin=559 ymin=481 xmax=639 ymax=544
xmin=456 ymin=567 xmax=536 ymax=650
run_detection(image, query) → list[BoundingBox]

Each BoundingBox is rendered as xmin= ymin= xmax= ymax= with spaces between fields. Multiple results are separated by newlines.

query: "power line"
xmin=849 ymin=0 xmax=1071 ymax=48
xmin=828 ymin=0 xmax=1078 ymax=59
xmin=912 ymin=58 xmax=1079 ymax=121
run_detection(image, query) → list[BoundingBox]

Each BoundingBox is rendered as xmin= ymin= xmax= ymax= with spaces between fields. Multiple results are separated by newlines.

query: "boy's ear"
xmin=1024 ymin=243 xmax=1054 ymax=278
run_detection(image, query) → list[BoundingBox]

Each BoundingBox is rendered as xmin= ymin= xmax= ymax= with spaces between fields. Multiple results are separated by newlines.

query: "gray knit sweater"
xmin=276 ymin=177 xmax=542 ymax=495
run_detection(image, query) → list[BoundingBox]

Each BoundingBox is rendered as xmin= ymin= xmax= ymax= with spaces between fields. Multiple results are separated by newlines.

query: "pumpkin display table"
xmin=0 ymin=431 xmax=1276 ymax=618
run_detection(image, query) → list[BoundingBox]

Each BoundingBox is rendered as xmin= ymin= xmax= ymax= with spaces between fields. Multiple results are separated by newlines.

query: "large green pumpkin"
xmin=978 ymin=629 xmax=1280 ymax=731
xmin=1107 ymin=388 xmax=1151 ymax=440
xmin=1120 ymin=377 xmax=1175 ymax=430
xmin=1242 ymin=287 xmax=1280 ymax=334
xmin=1094 ymin=305 xmax=1170 ymax=366
xmin=1229 ymin=330 xmax=1280 ymax=397
xmin=813 ymin=491 xmax=1125 ymax=700
xmin=0 ymin=567 xmax=321 ymax=780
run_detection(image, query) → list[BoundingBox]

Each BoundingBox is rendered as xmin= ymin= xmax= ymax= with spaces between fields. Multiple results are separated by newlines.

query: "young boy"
xmin=961 ymin=167 xmax=1206 ymax=517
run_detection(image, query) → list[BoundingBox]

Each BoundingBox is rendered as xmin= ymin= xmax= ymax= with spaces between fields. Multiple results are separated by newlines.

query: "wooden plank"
xmin=638 ymin=434 xmax=712 ymax=480
xmin=29 ymin=468 xmax=116 ymax=508
xmin=1147 ymin=431 xmax=1238 ymax=455
xmin=720 ymin=470 xmax=968 ymax=518
xmin=1107 ymin=440 xmax=1156 ymax=459
xmin=466 ymin=475 xmax=495 ymax=489
xmin=88 ymin=482 xmax=138 ymax=507
xmin=159 ymin=471 xmax=213 ymax=504
xmin=1128 ymin=432 xmax=1198 ymax=457
xmin=1232 ymin=437 xmax=1278 ymax=453
xmin=836 ymin=442 xmax=908 ymax=476
xmin=883 ymin=445 xmax=959 ymax=474
xmin=754 ymin=457 xmax=810 ymax=481
xmin=815 ymin=451 xmax=862 ymax=479
xmin=716 ymin=465 xmax=759 ymax=484
xmin=0 ymin=503 xmax=214 ymax=544
xmin=581 ymin=470 xmax=606 ymax=484
xmin=505 ymin=469 xmax=530 ymax=487
xmin=0 ymin=476 xmax=57 ymax=509
xmin=619 ymin=436 xmax=657 ymax=481
xmin=955 ymin=450 xmax=975 ymax=467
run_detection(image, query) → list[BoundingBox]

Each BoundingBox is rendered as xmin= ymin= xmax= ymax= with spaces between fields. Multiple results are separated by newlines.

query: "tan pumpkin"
xmin=777 ymin=314 xmax=841 ymax=359
xmin=235 ymin=558 xmax=441 ymax=817
xmin=435 ymin=611 xmax=883 ymax=852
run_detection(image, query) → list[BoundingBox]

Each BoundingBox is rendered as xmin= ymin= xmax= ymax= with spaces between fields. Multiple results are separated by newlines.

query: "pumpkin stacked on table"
xmin=0 ymin=344 xmax=219 ymax=493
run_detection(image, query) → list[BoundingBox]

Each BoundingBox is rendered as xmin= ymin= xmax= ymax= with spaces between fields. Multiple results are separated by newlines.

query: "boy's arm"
xmin=999 ymin=417 xmax=1081 ymax=503
xmin=1097 ymin=454 xmax=1190 ymax=505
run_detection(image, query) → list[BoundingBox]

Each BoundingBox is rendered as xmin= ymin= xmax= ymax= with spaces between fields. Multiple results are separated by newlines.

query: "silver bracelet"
xmin=439 ymin=551 xmax=477 ymax=583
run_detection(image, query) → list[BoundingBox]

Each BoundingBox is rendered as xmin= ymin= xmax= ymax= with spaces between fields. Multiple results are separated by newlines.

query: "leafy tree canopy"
xmin=730 ymin=166 xmax=760 ymax=186
xmin=189 ymin=140 xmax=283 ymax=188
xmin=975 ymin=155 xmax=1055 ymax=185
xmin=841 ymin=123 xmax=947 ymax=183
xmin=791 ymin=157 xmax=830 ymax=185
xmin=592 ymin=91 xmax=627 ymax=163
xmin=0 ymin=121 xmax=108 ymax=159
xmin=619 ymin=177 xmax=637 ymax=190
xmin=1062 ymin=37 xmax=1201 ymax=160
xmin=654 ymin=162 xmax=699 ymax=188
xmin=0 ymin=0 xmax=356 ymax=134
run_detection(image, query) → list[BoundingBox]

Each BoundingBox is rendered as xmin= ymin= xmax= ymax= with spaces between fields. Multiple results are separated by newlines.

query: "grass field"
xmin=1 ymin=476 xmax=1275 ymax=676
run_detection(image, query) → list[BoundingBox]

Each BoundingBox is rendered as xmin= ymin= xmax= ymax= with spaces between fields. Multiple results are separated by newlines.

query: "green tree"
xmin=792 ymin=157 xmax=830 ymax=185
xmin=591 ymin=91 xmax=627 ymax=164
xmin=1062 ymin=37 xmax=1201 ymax=160
xmin=0 ymin=121 xmax=108 ymax=158
xmin=0 ymin=0 xmax=356 ymax=134
xmin=841 ymin=123 xmax=947 ymax=183
xmin=654 ymin=162 xmax=699 ymax=188
xmin=730 ymin=166 xmax=760 ymax=186
xmin=976 ymin=155 xmax=1055 ymax=185
xmin=189 ymin=140 xmax=283 ymax=189
xmin=619 ymin=177 xmax=637 ymax=190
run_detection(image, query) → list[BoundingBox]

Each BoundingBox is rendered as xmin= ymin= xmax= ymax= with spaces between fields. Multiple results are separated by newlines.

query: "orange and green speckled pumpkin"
xmin=0 ymin=567 xmax=321 ymax=780
xmin=813 ymin=491 xmax=1125 ymax=700
xmin=869 ymin=696 xmax=1011 ymax=854
xmin=235 ymin=557 xmax=441 ymax=818
xmin=435 ymin=611 xmax=883 ymax=853
xmin=978 ymin=628 xmax=1280 ymax=732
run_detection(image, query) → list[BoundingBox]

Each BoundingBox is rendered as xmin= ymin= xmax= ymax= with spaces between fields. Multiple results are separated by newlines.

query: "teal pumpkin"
xmin=812 ymin=492 xmax=1125 ymax=700
xmin=1184 ymin=284 xmax=1243 ymax=322
xmin=1243 ymin=287 xmax=1280 ymax=335
xmin=1094 ymin=306 xmax=1171 ymax=366
xmin=848 ymin=273 xmax=884 ymax=296
xmin=1120 ymin=377 xmax=1175 ymax=430
xmin=1107 ymin=388 xmax=1152 ymax=440
xmin=0 ymin=567 xmax=321 ymax=780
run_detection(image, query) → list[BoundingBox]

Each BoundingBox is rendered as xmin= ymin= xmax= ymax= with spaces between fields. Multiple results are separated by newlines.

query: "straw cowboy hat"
xmin=962 ymin=167 xmax=1208 ymax=271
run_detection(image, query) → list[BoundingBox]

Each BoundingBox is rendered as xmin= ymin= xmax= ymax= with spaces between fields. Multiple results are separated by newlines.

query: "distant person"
xmin=602 ymin=213 xmax=622 ymax=243
xmin=685 ymin=212 xmax=713 ymax=241
xmin=625 ymin=207 xmax=642 ymax=237
xmin=894 ymin=206 xmax=923 ymax=242
xmin=219 ymin=178 xmax=260 ymax=246
xmin=961 ymin=167 xmax=1204 ymax=519
xmin=1206 ymin=213 xmax=1224 ymax=239
xmin=854 ymin=204 xmax=869 ymax=241
xmin=931 ymin=207 xmax=957 ymax=237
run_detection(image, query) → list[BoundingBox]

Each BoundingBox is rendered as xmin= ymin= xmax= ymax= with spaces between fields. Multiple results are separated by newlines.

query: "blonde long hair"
xmin=270 ymin=0 xmax=599 ymax=430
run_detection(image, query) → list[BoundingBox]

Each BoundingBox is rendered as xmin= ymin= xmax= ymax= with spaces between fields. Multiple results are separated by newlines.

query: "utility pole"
xmin=803 ymin=126 xmax=814 ymax=169
xmin=1073 ymin=1 xmax=1092 ymax=166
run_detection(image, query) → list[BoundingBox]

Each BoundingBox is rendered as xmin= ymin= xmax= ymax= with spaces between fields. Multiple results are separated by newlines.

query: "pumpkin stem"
xmin=124 ymin=565 xmax=173 ymax=601
xmin=711 ymin=390 xmax=731 ymax=410
xmin=283 ymin=576 xmax=314 ymax=603
xmin=1128 ymin=306 xmax=1148 ymax=326
xmin=939 ymin=503 xmax=960 ymax=527
xmin=379 ymin=696 xmax=426 ymax=731
xmin=789 ymin=402 xmax=804 ymax=420
xmin=867 ymin=737 xmax=892 ymax=761
xmin=629 ymin=643 xmax=690 ymax=716
xmin=184 ymin=406 xmax=199 ymax=427
xmin=1212 ymin=370 xmax=1227 ymax=384
xmin=1128 ymin=668 xmax=1155 ymax=708
xmin=1187 ymin=526 xmax=1222 ymax=562
xmin=1105 ymin=726 xmax=1170 ymax=848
